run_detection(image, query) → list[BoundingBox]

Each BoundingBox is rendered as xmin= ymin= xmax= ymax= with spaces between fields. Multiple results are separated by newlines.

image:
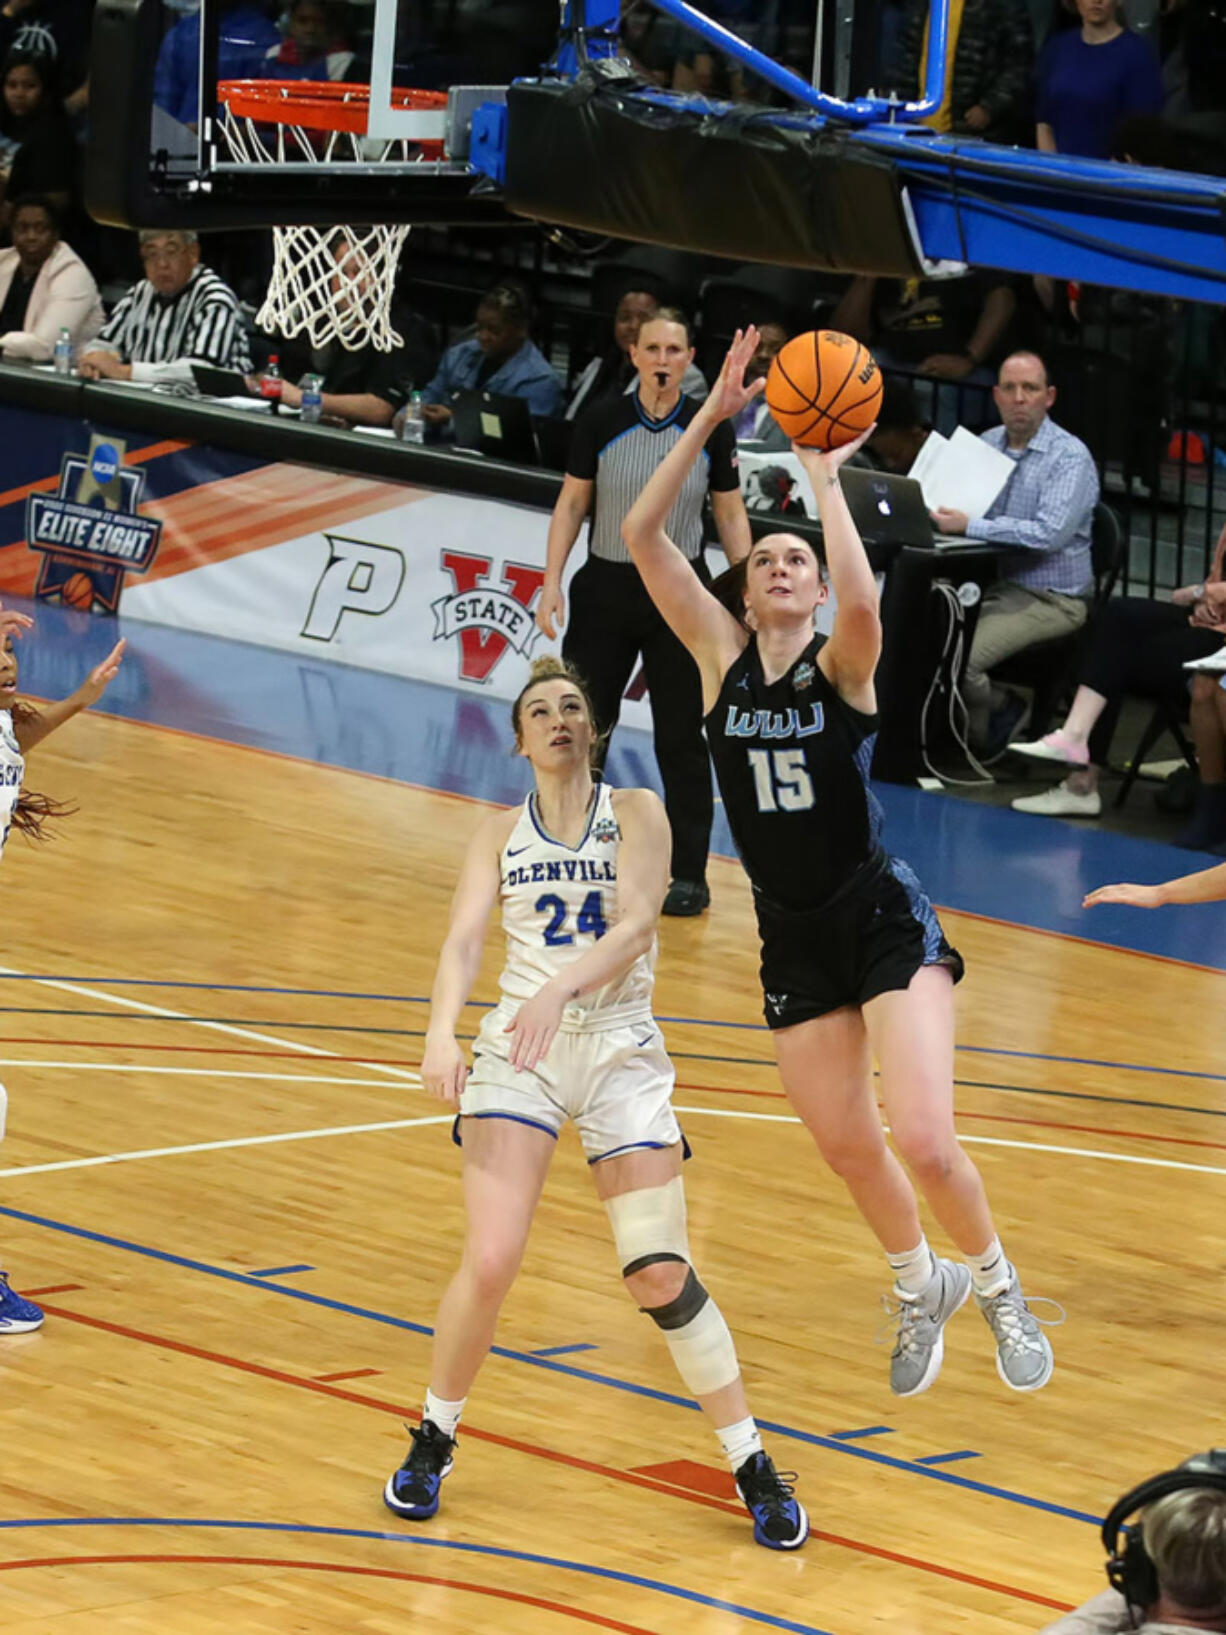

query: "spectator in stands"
xmin=154 ymin=0 xmax=284 ymax=129
xmin=0 ymin=193 xmax=99 ymax=358
xmin=831 ymin=268 xmax=1016 ymax=433
xmin=0 ymin=49 xmax=75 ymax=225
xmin=730 ymin=318 xmax=791 ymax=446
xmin=929 ymin=350 xmax=1099 ymax=757
xmin=568 ymin=284 xmax=706 ymax=421
xmin=619 ymin=0 xmax=677 ymax=86
xmin=421 ymin=280 xmax=564 ymax=434
xmin=265 ymin=0 xmax=354 ymax=81
xmin=537 ymin=307 xmax=751 ymax=917
xmin=0 ymin=0 xmax=90 ymax=116
xmin=889 ymin=0 xmax=1034 ymax=144
xmin=866 ymin=377 xmax=933 ymax=473
xmin=1011 ymin=526 xmax=1226 ymax=838
xmin=77 ymin=229 xmax=252 ymax=384
xmin=1036 ymin=0 xmax=1162 ymax=157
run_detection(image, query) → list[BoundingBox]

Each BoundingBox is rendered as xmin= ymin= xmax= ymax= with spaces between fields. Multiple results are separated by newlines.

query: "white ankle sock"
xmin=887 ymin=1237 xmax=935 ymax=1298
xmin=965 ymin=1238 xmax=1011 ymax=1297
xmin=717 ymin=1415 xmax=763 ymax=1474
xmin=424 ymin=1387 xmax=466 ymax=1440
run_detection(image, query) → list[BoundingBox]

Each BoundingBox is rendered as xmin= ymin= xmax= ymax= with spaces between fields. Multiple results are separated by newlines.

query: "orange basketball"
xmin=59 ymin=573 xmax=95 ymax=610
xmin=764 ymin=329 xmax=883 ymax=450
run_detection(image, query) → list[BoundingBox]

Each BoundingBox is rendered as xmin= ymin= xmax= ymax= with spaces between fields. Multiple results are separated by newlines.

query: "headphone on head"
xmin=1102 ymin=1451 xmax=1226 ymax=1616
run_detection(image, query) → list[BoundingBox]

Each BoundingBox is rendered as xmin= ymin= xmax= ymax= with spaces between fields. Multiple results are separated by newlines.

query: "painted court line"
xmin=0 ymin=1201 xmax=1100 ymax=1526
xmin=672 ymin=1107 xmax=1226 ymax=1178
xmin=0 ymin=967 xmax=418 ymax=1087
xmin=0 ymin=1061 xmax=416 ymax=1087
xmin=0 ymin=1521 xmax=840 ymax=1634
xmin=0 ymin=1116 xmax=449 ymax=1179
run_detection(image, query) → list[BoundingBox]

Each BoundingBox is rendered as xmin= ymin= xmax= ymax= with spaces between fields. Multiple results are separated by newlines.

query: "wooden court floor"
xmin=0 ymin=708 xmax=1222 ymax=1634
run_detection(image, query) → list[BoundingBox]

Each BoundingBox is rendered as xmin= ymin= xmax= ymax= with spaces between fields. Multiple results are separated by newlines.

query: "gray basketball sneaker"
xmin=974 ymin=1270 xmax=1055 ymax=1392
xmin=887 ymin=1257 xmax=972 ymax=1397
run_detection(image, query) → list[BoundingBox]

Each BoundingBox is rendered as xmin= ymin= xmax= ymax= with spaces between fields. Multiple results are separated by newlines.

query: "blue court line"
xmin=4 ymin=972 xmax=1225 ymax=1086
xmin=531 ymin=1343 xmax=599 ymax=1358
xmin=248 ymin=1265 xmax=313 ymax=1279
xmin=915 ymin=1451 xmax=982 ymax=1466
xmin=828 ymin=1426 xmax=895 ymax=1441
xmin=0 ymin=1200 xmax=1101 ymax=1526
xmin=0 ymin=1518 xmax=832 ymax=1634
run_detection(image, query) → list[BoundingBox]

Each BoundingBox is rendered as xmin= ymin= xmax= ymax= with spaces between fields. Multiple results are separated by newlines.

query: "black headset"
xmin=1101 ymin=1451 xmax=1226 ymax=1617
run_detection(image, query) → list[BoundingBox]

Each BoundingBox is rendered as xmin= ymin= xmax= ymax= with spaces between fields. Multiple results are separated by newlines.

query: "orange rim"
xmin=217 ymin=79 xmax=447 ymax=136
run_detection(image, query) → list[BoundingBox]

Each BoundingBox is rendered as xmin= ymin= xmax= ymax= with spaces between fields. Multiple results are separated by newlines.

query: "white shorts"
xmin=459 ymin=1003 xmax=681 ymax=1163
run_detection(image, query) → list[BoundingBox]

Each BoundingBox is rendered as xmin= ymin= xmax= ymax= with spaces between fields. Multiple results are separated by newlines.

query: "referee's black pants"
xmin=563 ymin=554 xmax=713 ymax=884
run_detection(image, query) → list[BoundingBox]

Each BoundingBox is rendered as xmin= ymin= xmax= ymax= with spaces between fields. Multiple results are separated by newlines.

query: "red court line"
xmin=22 ymin=1282 xmax=83 ymax=1295
xmin=313 ymin=1367 xmax=382 ymax=1382
xmin=0 ymin=1555 xmax=661 ymax=1633
xmin=36 ymin=1301 xmax=1071 ymax=1612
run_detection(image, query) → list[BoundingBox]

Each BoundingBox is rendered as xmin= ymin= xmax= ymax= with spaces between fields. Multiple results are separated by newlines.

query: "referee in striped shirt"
xmin=538 ymin=308 xmax=751 ymax=917
xmin=78 ymin=230 xmax=251 ymax=386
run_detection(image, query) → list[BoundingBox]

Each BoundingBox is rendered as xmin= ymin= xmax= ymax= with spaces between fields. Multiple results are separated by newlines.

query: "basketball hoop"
xmin=217 ymin=81 xmax=447 ymax=352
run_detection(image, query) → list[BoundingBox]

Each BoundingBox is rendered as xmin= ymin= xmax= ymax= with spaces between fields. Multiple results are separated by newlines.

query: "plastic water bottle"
xmin=300 ymin=373 xmax=323 ymax=423
xmin=401 ymin=390 xmax=425 ymax=445
xmin=260 ymin=353 xmax=283 ymax=413
xmin=53 ymin=326 xmax=73 ymax=376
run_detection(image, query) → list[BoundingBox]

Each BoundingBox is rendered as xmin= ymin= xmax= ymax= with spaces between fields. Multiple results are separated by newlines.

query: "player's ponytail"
xmin=8 ymin=702 xmax=75 ymax=840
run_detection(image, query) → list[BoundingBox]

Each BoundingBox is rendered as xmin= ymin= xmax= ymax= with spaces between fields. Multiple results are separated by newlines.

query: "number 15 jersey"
xmin=497 ymin=780 xmax=655 ymax=1029
xmin=706 ymin=634 xmax=886 ymax=913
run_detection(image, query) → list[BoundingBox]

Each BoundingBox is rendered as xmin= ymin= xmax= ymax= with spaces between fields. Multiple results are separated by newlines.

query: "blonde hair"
xmin=1143 ymin=1489 xmax=1226 ymax=1611
xmin=511 ymin=656 xmax=602 ymax=765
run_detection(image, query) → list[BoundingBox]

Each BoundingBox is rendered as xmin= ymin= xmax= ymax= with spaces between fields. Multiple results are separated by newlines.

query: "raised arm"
xmin=1084 ymin=860 xmax=1226 ymax=910
xmin=13 ymin=639 xmax=125 ymax=754
xmin=791 ymin=432 xmax=881 ymax=705
xmin=504 ymin=788 xmax=670 ymax=1071
xmin=421 ymin=808 xmax=512 ymax=1103
xmin=621 ymin=330 xmax=762 ymax=700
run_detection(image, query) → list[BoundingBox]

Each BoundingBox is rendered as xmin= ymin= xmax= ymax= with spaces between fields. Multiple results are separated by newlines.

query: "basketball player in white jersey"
xmin=383 ymin=655 xmax=808 ymax=1550
xmin=0 ymin=599 xmax=125 ymax=1332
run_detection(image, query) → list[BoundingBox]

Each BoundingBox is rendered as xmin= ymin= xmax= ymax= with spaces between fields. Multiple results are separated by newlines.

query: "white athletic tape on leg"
xmin=664 ymin=1296 xmax=741 ymax=1397
xmin=0 ymin=1079 xmax=7 ymax=1142
xmin=604 ymin=1175 xmax=690 ymax=1269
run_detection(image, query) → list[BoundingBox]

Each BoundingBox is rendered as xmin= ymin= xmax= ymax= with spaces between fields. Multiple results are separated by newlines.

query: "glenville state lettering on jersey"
xmin=0 ymin=709 xmax=25 ymax=863
xmin=497 ymin=781 xmax=655 ymax=1028
xmin=706 ymin=636 xmax=885 ymax=912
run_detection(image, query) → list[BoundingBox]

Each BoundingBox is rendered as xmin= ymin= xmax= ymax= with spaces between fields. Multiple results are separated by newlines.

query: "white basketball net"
xmin=218 ymin=96 xmax=417 ymax=352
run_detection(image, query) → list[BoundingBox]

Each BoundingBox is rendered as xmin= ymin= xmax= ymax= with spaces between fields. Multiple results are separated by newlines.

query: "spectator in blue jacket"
xmin=421 ymin=280 xmax=564 ymax=433
xmin=154 ymin=0 xmax=284 ymax=128
xmin=1036 ymin=0 xmax=1162 ymax=157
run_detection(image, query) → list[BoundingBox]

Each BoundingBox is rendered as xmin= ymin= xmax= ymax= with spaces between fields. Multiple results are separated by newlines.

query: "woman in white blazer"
xmin=0 ymin=196 xmax=103 ymax=362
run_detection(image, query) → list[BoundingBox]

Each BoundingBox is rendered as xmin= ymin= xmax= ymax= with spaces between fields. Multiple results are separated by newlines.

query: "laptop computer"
xmin=839 ymin=467 xmax=982 ymax=551
xmin=451 ymin=389 xmax=540 ymax=466
xmin=191 ymin=363 xmax=255 ymax=398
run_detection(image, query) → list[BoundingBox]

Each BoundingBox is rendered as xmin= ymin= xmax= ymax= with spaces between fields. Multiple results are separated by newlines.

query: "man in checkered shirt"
xmin=933 ymin=349 xmax=1099 ymax=756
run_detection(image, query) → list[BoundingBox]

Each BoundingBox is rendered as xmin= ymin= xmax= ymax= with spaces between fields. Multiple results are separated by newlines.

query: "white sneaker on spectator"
xmin=1009 ymin=729 xmax=1090 ymax=767
xmin=1011 ymin=780 xmax=1101 ymax=818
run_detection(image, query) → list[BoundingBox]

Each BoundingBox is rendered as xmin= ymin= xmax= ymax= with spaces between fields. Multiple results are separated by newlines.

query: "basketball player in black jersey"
xmin=622 ymin=329 xmax=1056 ymax=1397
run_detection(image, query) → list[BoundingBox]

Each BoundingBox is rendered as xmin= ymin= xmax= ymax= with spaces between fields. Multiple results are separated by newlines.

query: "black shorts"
xmin=754 ymin=852 xmax=964 ymax=1029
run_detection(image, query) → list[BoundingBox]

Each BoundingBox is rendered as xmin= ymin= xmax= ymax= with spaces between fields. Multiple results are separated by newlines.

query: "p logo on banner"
xmin=303 ymin=534 xmax=406 ymax=641
xmin=432 ymin=551 xmax=545 ymax=684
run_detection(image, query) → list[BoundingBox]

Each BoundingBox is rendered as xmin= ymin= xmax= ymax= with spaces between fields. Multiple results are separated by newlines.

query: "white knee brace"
xmin=604 ymin=1177 xmax=740 ymax=1397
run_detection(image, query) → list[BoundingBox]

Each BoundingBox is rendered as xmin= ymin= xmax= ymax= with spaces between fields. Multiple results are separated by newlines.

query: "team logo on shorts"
xmin=792 ymin=661 xmax=815 ymax=693
xmin=591 ymin=817 xmax=620 ymax=844
xmin=765 ymin=992 xmax=790 ymax=1016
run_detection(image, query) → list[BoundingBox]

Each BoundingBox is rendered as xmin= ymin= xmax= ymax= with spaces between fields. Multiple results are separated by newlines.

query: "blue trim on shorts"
xmin=886 ymin=854 xmax=944 ymax=964
xmin=450 ymin=1112 xmax=559 ymax=1148
xmin=587 ymin=1131 xmax=694 ymax=1166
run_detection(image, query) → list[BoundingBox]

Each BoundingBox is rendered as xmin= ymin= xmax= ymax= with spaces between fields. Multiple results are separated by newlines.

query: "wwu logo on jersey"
xmin=432 ymin=551 xmax=545 ymax=684
xmin=724 ymin=702 xmax=824 ymax=740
